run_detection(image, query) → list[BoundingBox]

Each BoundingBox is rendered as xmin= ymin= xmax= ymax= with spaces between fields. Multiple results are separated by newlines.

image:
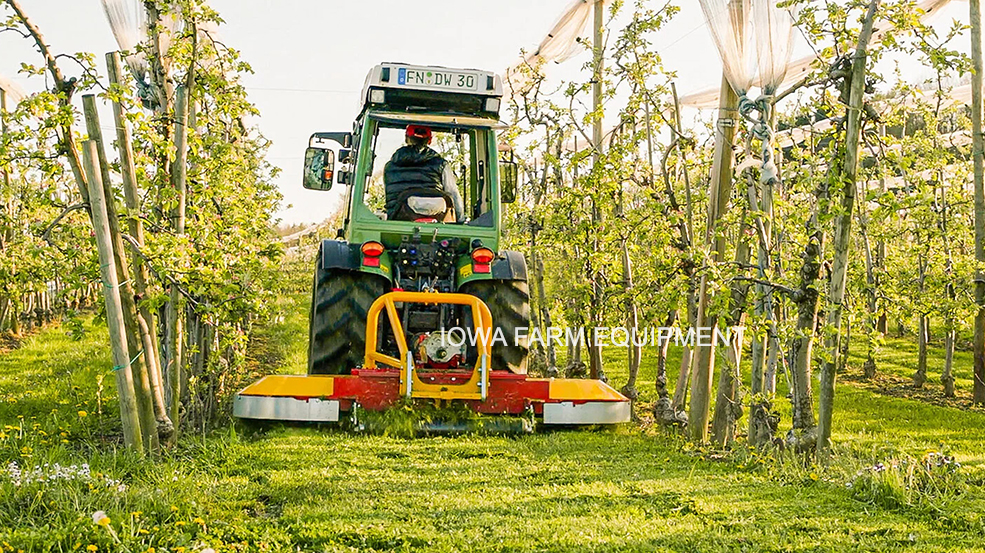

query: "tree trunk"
xmin=712 ymin=204 xmax=751 ymax=446
xmin=747 ymin=127 xmax=779 ymax=446
xmin=654 ymin=310 xmax=678 ymax=423
xmin=860 ymin=168 xmax=879 ymax=379
xmin=913 ymin=312 xmax=929 ymax=388
xmin=672 ymin=273 xmax=697 ymax=419
xmin=936 ymin=324 xmax=951 ymax=384
xmin=535 ymin=255 xmax=556 ymax=373
xmin=167 ymin=85 xmax=192 ymax=429
xmin=619 ymin=184 xmax=641 ymax=400
xmin=787 ymin=231 xmax=822 ymax=451
xmin=817 ymin=0 xmax=881 ymax=459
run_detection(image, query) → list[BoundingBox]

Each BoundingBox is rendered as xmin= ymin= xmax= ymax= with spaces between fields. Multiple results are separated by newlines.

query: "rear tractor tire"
xmin=308 ymin=257 xmax=388 ymax=375
xmin=461 ymin=280 xmax=530 ymax=374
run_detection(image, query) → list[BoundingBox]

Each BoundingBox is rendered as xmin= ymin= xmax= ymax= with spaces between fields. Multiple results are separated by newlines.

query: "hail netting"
xmin=699 ymin=0 xmax=798 ymax=185
xmin=505 ymin=0 xmax=611 ymax=97
xmin=101 ymin=1 xmax=226 ymax=111
xmin=101 ymin=0 xmax=149 ymax=82
xmin=699 ymin=0 xmax=757 ymax=96
xmin=684 ymin=0 xmax=957 ymax=108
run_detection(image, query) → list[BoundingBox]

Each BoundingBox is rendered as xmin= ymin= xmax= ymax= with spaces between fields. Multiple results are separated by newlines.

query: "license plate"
xmin=397 ymin=67 xmax=478 ymax=91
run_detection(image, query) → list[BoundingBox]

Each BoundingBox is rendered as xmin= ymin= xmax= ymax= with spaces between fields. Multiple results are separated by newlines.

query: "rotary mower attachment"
xmin=234 ymin=291 xmax=631 ymax=431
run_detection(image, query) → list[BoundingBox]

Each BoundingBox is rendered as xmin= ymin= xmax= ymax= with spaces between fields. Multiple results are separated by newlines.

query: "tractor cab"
xmin=303 ymin=63 xmax=516 ymax=233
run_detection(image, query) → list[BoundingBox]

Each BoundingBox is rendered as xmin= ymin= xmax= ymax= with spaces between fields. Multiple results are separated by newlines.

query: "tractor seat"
xmin=391 ymin=189 xmax=455 ymax=222
xmin=406 ymin=196 xmax=448 ymax=216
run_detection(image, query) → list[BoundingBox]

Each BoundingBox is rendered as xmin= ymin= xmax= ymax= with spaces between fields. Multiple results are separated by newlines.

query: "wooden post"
xmin=587 ymin=0 xmax=605 ymax=381
xmin=82 ymin=94 xmax=159 ymax=452
xmin=106 ymin=52 xmax=174 ymax=440
xmin=971 ymin=0 xmax=985 ymax=405
xmin=818 ymin=0 xmax=881 ymax=458
xmin=689 ymin=73 xmax=739 ymax=443
xmin=1 ymin=87 xmax=10 ymax=199
xmin=83 ymin=140 xmax=143 ymax=452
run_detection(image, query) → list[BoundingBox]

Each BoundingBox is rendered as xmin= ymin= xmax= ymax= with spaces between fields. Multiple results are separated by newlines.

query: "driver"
xmin=383 ymin=125 xmax=464 ymax=222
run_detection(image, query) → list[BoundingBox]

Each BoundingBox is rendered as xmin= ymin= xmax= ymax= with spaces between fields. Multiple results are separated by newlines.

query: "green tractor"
xmin=302 ymin=63 xmax=529 ymax=378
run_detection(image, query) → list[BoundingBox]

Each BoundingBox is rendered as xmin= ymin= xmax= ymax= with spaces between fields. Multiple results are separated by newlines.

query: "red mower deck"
xmin=234 ymin=291 xmax=631 ymax=426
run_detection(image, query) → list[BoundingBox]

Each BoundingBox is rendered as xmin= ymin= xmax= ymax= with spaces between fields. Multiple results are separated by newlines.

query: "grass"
xmin=2 ymin=261 xmax=985 ymax=552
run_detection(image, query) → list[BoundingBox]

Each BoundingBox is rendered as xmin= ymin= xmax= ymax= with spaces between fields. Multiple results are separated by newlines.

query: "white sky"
xmin=0 ymin=1 xmax=972 ymax=224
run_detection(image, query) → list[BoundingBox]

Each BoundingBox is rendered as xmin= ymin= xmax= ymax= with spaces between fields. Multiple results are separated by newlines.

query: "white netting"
xmin=699 ymin=0 xmax=800 ymax=184
xmin=100 ymin=0 xmax=145 ymax=51
xmin=0 ymin=73 xmax=27 ymax=105
xmin=754 ymin=0 xmax=798 ymax=94
xmin=100 ymin=0 xmax=153 ymax=79
xmin=699 ymin=0 xmax=757 ymax=97
xmin=682 ymin=0 xmax=958 ymax=107
xmin=100 ymin=0 xmax=223 ymax=109
xmin=505 ymin=0 xmax=610 ymax=97
xmin=534 ymin=0 xmax=598 ymax=64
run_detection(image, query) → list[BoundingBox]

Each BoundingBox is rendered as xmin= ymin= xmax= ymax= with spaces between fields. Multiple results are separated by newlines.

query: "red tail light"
xmin=361 ymin=241 xmax=385 ymax=257
xmin=361 ymin=241 xmax=384 ymax=267
xmin=471 ymin=247 xmax=494 ymax=264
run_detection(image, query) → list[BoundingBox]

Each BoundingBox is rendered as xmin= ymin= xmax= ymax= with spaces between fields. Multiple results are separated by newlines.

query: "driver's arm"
xmin=442 ymin=163 xmax=465 ymax=222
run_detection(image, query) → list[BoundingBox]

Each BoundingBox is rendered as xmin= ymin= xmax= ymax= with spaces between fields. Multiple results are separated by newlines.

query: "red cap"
xmin=406 ymin=125 xmax=432 ymax=143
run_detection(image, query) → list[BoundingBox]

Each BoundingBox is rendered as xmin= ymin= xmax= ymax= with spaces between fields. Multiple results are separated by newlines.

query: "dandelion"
xmin=86 ymin=546 xmax=97 ymax=552
xmin=193 ymin=517 xmax=205 ymax=525
xmin=174 ymin=521 xmax=186 ymax=527
xmin=92 ymin=511 xmax=111 ymax=527
xmin=809 ymin=472 xmax=819 ymax=481
xmin=78 ymin=411 xmax=88 ymax=418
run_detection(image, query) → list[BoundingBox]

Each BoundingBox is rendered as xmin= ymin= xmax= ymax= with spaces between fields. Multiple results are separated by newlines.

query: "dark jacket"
xmin=384 ymin=145 xmax=446 ymax=217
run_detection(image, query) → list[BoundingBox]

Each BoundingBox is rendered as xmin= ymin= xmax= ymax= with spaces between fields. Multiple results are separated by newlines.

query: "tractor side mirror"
xmin=303 ymin=147 xmax=335 ymax=191
xmin=500 ymin=160 xmax=517 ymax=203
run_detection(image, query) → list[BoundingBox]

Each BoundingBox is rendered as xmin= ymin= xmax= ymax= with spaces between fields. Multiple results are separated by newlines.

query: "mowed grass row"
xmin=2 ymin=271 xmax=985 ymax=551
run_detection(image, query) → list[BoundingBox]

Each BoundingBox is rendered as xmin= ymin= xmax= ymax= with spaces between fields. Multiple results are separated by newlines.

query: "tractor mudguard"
xmin=320 ymin=239 xmax=359 ymax=270
xmin=491 ymin=250 xmax=528 ymax=281
xmin=319 ymin=239 xmax=393 ymax=281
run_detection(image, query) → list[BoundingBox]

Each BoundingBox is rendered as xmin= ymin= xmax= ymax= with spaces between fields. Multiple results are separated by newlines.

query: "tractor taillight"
xmin=362 ymin=241 xmax=384 ymax=267
xmin=471 ymin=247 xmax=494 ymax=274
xmin=471 ymin=248 xmax=494 ymax=264
xmin=361 ymin=241 xmax=385 ymax=256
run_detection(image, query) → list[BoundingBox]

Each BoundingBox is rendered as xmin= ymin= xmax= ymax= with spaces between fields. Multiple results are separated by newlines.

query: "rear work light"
xmin=362 ymin=241 xmax=385 ymax=267
xmin=471 ymin=247 xmax=494 ymax=273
